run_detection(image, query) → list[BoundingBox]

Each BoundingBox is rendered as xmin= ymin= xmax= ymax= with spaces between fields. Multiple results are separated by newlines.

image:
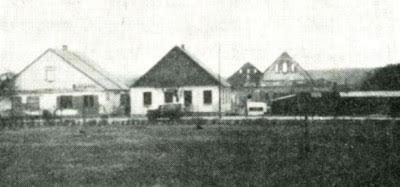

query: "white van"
xmin=247 ymin=101 xmax=269 ymax=116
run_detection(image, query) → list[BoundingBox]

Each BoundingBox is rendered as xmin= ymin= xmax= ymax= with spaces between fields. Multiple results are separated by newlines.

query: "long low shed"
xmin=271 ymin=91 xmax=400 ymax=116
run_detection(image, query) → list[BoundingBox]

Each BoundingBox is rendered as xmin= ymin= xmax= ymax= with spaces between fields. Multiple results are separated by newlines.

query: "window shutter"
xmin=56 ymin=97 xmax=61 ymax=109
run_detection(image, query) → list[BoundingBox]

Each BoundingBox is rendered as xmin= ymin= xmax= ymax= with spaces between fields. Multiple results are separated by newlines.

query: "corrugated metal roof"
xmin=51 ymin=49 xmax=128 ymax=90
xmin=340 ymin=91 xmax=400 ymax=98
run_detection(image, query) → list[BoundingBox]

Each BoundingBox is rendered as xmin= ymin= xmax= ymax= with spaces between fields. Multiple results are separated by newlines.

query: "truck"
xmin=146 ymin=104 xmax=183 ymax=121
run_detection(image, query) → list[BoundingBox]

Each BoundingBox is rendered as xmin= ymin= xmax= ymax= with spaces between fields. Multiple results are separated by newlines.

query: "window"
xmin=282 ymin=62 xmax=288 ymax=73
xmin=275 ymin=64 xmax=279 ymax=73
xmin=143 ymin=92 xmax=152 ymax=105
xmin=184 ymin=91 xmax=192 ymax=106
xmin=203 ymin=90 xmax=212 ymax=104
xmin=11 ymin=97 xmax=22 ymax=111
xmin=120 ymin=94 xmax=129 ymax=106
xmin=253 ymin=68 xmax=257 ymax=73
xmin=45 ymin=66 xmax=55 ymax=82
xmin=58 ymin=96 xmax=73 ymax=109
xmin=26 ymin=96 xmax=40 ymax=111
xmin=84 ymin=95 xmax=95 ymax=108
xmin=164 ymin=92 xmax=174 ymax=103
xmin=247 ymin=69 xmax=250 ymax=74
xmin=291 ymin=64 xmax=296 ymax=72
xmin=239 ymin=69 xmax=243 ymax=74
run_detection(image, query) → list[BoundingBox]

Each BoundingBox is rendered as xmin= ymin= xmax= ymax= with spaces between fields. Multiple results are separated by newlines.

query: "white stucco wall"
xmin=11 ymin=50 xmax=127 ymax=116
xmin=15 ymin=51 xmax=102 ymax=91
xmin=15 ymin=90 xmax=124 ymax=116
xmin=130 ymin=86 xmax=231 ymax=115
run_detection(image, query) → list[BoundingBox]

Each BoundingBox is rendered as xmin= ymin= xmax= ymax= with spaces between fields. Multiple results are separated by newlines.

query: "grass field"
xmin=0 ymin=119 xmax=399 ymax=186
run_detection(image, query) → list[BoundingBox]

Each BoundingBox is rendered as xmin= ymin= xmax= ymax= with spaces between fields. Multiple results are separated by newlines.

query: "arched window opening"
xmin=282 ymin=61 xmax=288 ymax=73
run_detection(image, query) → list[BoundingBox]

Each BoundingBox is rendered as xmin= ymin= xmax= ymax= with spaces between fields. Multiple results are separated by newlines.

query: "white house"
xmin=130 ymin=45 xmax=232 ymax=115
xmin=12 ymin=45 xmax=129 ymax=116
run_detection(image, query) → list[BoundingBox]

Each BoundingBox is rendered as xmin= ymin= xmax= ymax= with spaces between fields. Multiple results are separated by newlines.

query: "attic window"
xmin=291 ymin=64 xmax=296 ymax=72
xmin=253 ymin=69 xmax=257 ymax=73
xmin=239 ymin=69 xmax=243 ymax=74
xmin=247 ymin=69 xmax=250 ymax=74
xmin=275 ymin=64 xmax=279 ymax=73
xmin=45 ymin=66 xmax=55 ymax=82
xmin=282 ymin=62 xmax=288 ymax=73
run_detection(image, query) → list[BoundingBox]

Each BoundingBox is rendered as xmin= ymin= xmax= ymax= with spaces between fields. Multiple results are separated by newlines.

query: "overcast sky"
xmin=1 ymin=0 xmax=400 ymax=78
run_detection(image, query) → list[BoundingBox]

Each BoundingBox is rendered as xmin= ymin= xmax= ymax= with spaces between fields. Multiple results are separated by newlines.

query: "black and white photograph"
xmin=1 ymin=0 xmax=400 ymax=186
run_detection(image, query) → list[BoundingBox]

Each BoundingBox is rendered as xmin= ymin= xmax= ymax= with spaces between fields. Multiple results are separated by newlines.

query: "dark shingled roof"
xmin=132 ymin=46 xmax=230 ymax=87
xmin=227 ymin=62 xmax=263 ymax=87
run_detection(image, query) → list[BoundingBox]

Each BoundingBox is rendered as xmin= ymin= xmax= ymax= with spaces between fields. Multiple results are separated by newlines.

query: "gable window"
xmin=247 ymin=69 xmax=250 ymax=74
xmin=84 ymin=95 xmax=95 ymax=108
xmin=45 ymin=66 xmax=55 ymax=82
xmin=164 ymin=92 xmax=174 ymax=103
xmin=253 ymin=68 xmax=257 ymax=73
xmin=58 ymin=96 xmax=73 ymax=109
xmin=239 ymin=69 xmax=243 ymax=74
xmin=143 ymin=92 xmax=152 ymax=105
xmin=291 ymin=64 xmax=296 ymax=72
xmin=184 ymin=90 xmax=192 ymax=106
xmin=275 ymin=64 xmax=279 ymax=73
xmin=26 ymin=96 xmax=40 ymax=111
xmin=282 ymin=62 xmax=288 ymax=73
xmin=203 ymin=90 xmax=212 ymax=104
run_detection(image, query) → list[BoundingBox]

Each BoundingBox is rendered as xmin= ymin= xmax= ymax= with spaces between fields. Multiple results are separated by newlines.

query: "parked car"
xmin=146 ymin=104 xmax=182 ymax=121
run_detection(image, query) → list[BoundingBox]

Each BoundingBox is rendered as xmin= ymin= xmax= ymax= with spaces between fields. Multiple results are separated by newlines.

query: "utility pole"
xmin=218 ymin=44 xmax=222 ymax=119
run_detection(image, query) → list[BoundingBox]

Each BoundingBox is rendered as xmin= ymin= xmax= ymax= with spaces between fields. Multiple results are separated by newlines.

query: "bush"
xmin=42 ymin=110 xmax=53 ymax=120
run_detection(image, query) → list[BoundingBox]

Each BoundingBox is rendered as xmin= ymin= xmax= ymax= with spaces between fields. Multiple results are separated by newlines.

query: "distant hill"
xmin=308 ymin=68 xmax=375 ymax=89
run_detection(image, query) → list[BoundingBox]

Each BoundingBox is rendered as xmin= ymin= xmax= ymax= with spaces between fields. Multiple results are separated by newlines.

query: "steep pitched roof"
xmin=132 ymin=46 xmax=230 ymax=87
xmin=261 ymin=52 xmax=314 ymax=83
xmin=16 ymin=48 xmax=128 ymax=90
xmin=227 ymin=62 xmax=263 ymax=87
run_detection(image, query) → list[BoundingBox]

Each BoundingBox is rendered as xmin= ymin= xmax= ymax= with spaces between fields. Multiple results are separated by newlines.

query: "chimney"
xmin=62 ymin=45 xmax=68 ymax=51
xmin=181 ymin=44 xmax=185 ymax=49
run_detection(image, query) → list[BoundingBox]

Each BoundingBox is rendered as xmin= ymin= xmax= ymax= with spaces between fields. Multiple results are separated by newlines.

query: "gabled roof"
xmin=261 ymin=52 xmax=314 ymax=83
xmin=16 ymin=47 xmax=128 ymax=90
xmin=227 ymin=62 xmax=263 ymax=87
xmin=132 ymin=46 xmax=230 ymax=87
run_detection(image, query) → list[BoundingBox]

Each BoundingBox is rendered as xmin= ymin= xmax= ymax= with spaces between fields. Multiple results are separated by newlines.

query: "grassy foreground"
xmin=0 ymin=120 xmax=399 ymax=186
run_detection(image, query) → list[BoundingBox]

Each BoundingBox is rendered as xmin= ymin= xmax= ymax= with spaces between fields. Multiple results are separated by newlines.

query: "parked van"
xmin=247 ymin=101 xmax=269 ymax=116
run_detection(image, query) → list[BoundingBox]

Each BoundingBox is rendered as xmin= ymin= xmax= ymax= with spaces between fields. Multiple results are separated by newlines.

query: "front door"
xmin=184 ymin=91 xmax=192 ymax=109
xmin=82 ymin=95 xmax=99 ymax=116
